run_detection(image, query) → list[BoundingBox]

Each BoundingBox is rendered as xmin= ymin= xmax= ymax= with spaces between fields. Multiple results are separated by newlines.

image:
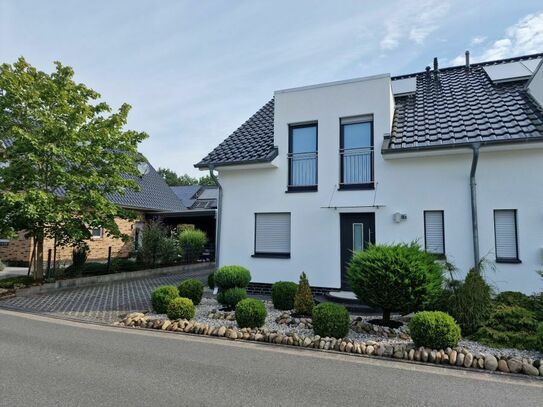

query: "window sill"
xmin=338 ymin=183 xmax=375 ymax=191
xmin=496 ymin=258 xmax=522 ymax=264
xmin=252 ymin=253 xmax=291 ymax=259
xmin=286 ymin=186 xmax=317 ymax=193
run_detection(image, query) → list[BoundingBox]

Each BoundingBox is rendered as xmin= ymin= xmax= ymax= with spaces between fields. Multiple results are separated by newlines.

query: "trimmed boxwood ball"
xmin=177 ymin=278 xmax=204 ymax=305
xmin=151 ymin=285 xmax=179 ymax=314
xmin=408 ymin=311 xmax=461 ymax=349
xmin=235 ymin=298 xmax=267 ymax=328
xmin=166 ymin=297 xmax=196 ymax=320
xmin=208 ymin=272 xmax=215 ymax=289
xmin=214 ymin=265 xmax=251 ymax=290
xmin=217 ymin=287 xmax=248 ymax=309
xmin=271 ymin=281 xmax=298 ymax=310
xmin=312 ymin=303 xmax=351 ymax=338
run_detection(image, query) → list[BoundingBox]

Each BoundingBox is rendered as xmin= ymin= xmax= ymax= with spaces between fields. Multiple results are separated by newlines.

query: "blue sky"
xmin=1 ymin=1 xmax=542 ymax=176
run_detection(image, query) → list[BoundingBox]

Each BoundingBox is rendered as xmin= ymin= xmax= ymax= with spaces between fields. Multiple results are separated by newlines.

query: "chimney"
xmin=433 ymin=57 xmax=439 ymax=72
xmin=465 ymin=50 xmax=470 ymax=69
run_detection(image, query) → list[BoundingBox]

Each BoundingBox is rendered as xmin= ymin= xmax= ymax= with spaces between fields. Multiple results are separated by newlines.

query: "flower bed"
xmin=114 ymin=295 xmax=543 ymax=378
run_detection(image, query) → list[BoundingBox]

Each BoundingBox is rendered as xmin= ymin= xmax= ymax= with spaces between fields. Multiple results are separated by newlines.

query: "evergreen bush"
xmin=312 ymin=303 xmax=350 ymax=338
xmin=408 ymin=311 xmax=461 ymax=349
xmin=235 ymin=298 xmax=267 ymax=328
xmin=178 ymin=228 xmax=208 ymax=263
xmin=214 ymin=265 xmax=251 ymax=290
xmin=151 ymin=285 xmax=179 ymax=314
xmin=217 ymin=287 xmax=247 ymax=309
xmin=271 ymin=281 xmax=298 ymax=310
xmin=294 ymin=272 xmax=314 ymax=316
xmin=208 ymin=272 xmax=215 ymax=289
xmin=347 ymin=243 xmax=443 ymax=322
xmin=177 ymin=278 xmax=204 ymax=305
xmin=166 ymin=297 xmax=195 ymax=320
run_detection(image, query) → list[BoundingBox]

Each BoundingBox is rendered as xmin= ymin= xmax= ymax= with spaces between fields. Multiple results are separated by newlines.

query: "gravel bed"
xmin=146 ymin=293 xmax=543 ymax=360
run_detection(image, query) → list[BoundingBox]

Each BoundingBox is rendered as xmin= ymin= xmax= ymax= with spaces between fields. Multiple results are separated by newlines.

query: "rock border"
xmin=116 ymin=313 xmax=543 ymax=379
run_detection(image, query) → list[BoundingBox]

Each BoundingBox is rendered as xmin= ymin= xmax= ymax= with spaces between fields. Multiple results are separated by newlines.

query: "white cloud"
xmin=380 ymin=0 xmax=450 ymax=50
xmin=470 ymin=35 xmax=486 ymax=45
xmin=450 ymin=12 xmax=543 ymax=64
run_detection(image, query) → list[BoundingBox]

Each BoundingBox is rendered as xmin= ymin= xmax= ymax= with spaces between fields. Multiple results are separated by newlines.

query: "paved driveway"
xmin=0 ymin=267 xmax=212 ymax=323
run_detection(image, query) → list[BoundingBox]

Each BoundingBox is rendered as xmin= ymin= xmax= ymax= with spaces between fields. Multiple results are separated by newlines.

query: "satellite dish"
xmin=137 ymin=161 xmax=150 ymax=176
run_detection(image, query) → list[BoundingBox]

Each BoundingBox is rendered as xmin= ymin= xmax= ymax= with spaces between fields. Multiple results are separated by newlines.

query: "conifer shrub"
xmin=151 ymin=285 xmax=179 ymax=314
xmin=235 ymin=298 xmax=267 ymax=328
xmin=409 ymin=311 xmax=461 ymax=349
xmin=312 ymin=303 xmax=350 ymax=338
xmin=166 ymin=297 xmax=195 ymax=320
xmin=214 ymin=265 xmax=251 ymax=290
xmin=294 ymin=272 xmax=314 ymax=316
xmin=177 ymin=279 xmax=204 ymax=305
xmin=271 ymin=281 xmax=298 ymax=310
xmin=217 ymin=287 xmax=247 ymax=309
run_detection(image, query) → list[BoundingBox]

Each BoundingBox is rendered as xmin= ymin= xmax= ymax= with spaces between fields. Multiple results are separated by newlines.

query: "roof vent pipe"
xmin=470 ymin=143 xmax=480 ymax=269
xmin=465 ymin=50 xmax=470 ymax=69
xmin=433 ymin=57 xmax=439 ymax=72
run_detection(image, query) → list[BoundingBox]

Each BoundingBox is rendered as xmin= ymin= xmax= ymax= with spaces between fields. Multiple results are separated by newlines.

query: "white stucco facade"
xmin=214 ymin=74 xmax=543 ymax=294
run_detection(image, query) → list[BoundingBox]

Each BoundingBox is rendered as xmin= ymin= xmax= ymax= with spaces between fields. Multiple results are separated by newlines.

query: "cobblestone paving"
xmin=0 ymin=268 xmax=212 ymax=323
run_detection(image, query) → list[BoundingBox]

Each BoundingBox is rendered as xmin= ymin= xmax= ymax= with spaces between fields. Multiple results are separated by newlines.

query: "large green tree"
xmin=0 ymin=58 xmax=147 ymax=280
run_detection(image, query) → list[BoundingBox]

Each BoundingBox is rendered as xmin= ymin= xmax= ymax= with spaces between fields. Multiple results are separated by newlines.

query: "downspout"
xmin=209 ymin=165 xmax=221 ymax=268
xmin=470 ymin=144 xmax=480 ymax=269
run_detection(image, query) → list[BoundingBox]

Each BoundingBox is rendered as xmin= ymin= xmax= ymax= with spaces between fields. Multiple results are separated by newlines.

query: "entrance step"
xmin=320 ymin=291 xmax=381 ymax=315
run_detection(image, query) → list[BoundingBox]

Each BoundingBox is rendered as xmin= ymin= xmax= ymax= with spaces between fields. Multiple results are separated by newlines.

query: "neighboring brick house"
xmin=0 ymin=160 xmax=185 ymax=265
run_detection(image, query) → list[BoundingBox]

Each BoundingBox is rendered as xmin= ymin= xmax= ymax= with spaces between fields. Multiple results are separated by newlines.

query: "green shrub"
xmin=537 ymin=324 xmax=543 ymax=352
xmin=72 ymin=245 xmax=88 ymax=271
xmin=0 ymin=259 xmax=5 ymax=272
xmin=111 ymin=258 xmax=143 ymax=272
xmin=271 ymin=281 xmax=298 ymax=310
xmin=214 ymin=265 xmax=251 ymax=290
xmin=217 ymin=287 xmax=247 ymax=309
xmin=177 ymin=279 xmax=204 ymax=305
xmin=0 ymin=275 xmax=34 ymax=289
xmin=473 ymin=305 xmax=540 ymax=350
xmin=151 ymin=285 xmax=179 ymax=314
xmin=137 ymin=220 xmax=178 ymax=267
xmin=312 ymin=303 xmax=350 ymax=338
xmin=294 ymin=272 xmax=314 ymax=316
xmin=347 ymin=243 xmax=443 ymax=322
xmin=446 ymin=268 xmax=493 ymax=336
xmin=81 ymin=262 xmax=109 ymax=275
xmin=178 ymin=229 xmax=208 ymax=263
xmin=166 ymin=297 xmax=195 ymax=320
xmin=207 ymin=272 xmax=215 ymax=289
xmin=235 ymin=298 xmax=267 ymax=328
xmin=409 ymin=311 xmax=461 ymax=349
xmin=494 ymin=291 xmax=533 ymax=309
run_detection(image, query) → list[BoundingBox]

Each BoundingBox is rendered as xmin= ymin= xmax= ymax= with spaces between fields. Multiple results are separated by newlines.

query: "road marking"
xmin=2 ymin=308 xmax=542 ymax=388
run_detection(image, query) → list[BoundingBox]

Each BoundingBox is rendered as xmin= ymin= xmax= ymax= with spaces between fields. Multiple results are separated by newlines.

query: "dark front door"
xmin=340 ymin=213 xmax=375 ymax=289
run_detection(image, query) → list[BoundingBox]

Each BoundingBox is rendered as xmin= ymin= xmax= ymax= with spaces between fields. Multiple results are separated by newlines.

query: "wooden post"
xmin=46 ymin=249 xmax=52 ymax=280
xmin=106 ymin=246 xmax=112 ymax=273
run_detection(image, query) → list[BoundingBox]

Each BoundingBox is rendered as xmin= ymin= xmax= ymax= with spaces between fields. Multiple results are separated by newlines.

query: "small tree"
xmin=347 ymin=243 xmax=443 ymax=323
xmin=137 ymin=220 xmax=177 ymax=267
xmin=294 ymin=272 xmax=314 ymax=316
xmin=0 ymin=58 xmax=147 ymax=280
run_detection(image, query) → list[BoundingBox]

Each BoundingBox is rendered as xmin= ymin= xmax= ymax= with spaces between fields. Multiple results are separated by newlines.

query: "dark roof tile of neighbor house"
xmin=195 ymin=53 xmax=543 ymax=167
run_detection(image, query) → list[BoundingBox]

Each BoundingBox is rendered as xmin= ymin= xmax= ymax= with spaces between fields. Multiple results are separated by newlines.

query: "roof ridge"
xmin=392 ymin=52 xmax=543 ymax=80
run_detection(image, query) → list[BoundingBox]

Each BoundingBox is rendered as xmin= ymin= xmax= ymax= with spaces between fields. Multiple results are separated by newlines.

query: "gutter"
xmin=470 ymin=144 xmax=480 ymax=269
xmin=208 ymin=165 xmax=221 ymax=268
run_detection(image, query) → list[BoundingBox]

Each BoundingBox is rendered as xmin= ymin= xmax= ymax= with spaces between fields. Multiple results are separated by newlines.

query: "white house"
xmin=196 ymin=53 xmax=543 ymax=294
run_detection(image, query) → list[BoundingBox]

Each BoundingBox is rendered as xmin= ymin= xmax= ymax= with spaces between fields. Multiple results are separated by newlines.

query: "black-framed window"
xmin=253 ymin=213 xmax=291 ymax=258
xmin=494 ymin=209 xmax=520 ymax=263
xmin=339 ymin=116 xmax=374 ymax=190
xmin=424 ymin=210 xmax=445 ymax=256
xmin=288 ymin=123 xmax=317 ymax=192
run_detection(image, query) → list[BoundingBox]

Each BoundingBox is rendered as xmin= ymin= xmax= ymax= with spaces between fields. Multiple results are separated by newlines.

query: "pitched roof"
xmin=386 ymin=53 xmax=543 ymax=152
xmin=195 ymin=99 xmax=277 ymax=169
xmin=106 ymin=162 xmax=186 ymax=212
xmin=196 ymin=54 xmax=543 ymax=166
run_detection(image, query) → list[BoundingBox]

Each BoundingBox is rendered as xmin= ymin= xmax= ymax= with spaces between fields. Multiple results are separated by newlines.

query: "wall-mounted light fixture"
xmin=393 ymin=212 xmax=407 ymax=223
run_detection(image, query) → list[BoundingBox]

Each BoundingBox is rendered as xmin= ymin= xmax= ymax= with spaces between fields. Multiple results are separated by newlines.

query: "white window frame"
xmin=494 ymin=209 xmax=520 ymax=263
xmin=253 ymin=213 xmax=291 ymax=258
xmin=90 ymin=227 xmax=103 ymax=240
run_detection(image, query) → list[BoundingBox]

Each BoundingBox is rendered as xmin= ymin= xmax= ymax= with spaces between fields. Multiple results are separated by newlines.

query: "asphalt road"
xmin=1 ymin=309 xmax=542 ymax=407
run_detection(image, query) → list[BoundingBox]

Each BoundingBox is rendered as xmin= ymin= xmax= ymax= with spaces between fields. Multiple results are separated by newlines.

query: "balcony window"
xmin=339 ymin=116 xmax=373 ymax=189
xmin=288 ymin=123 xmax=317 ymax=192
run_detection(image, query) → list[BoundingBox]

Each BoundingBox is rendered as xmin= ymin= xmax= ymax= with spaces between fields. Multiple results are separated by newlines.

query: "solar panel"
xmin=391 ymin=77 xmax=417 ymax=95
xmin=483 ymin=62 xmax=532 ymax=82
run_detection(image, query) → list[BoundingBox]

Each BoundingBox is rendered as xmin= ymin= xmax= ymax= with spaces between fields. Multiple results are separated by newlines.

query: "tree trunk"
xmin=382 ymin=309 xmax=391 ymax=323
xmin=33 ymin=236 xmax=44 ymax=281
